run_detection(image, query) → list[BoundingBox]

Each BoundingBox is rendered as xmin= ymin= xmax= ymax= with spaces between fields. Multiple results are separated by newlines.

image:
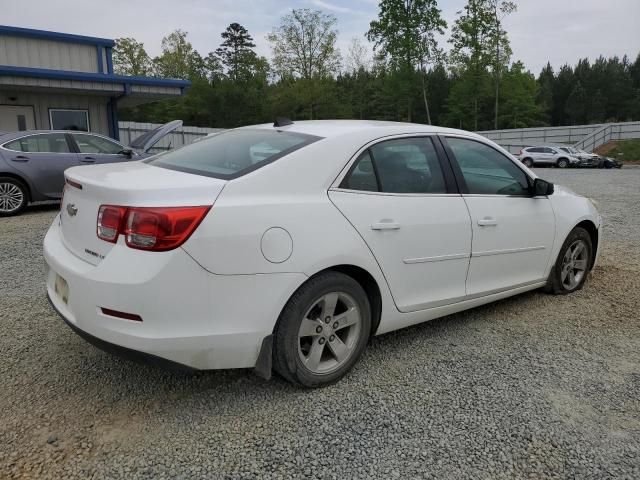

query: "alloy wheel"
xmin=0 ymin=182 xmax=24 ymax=214
xmin=297 ymin=292 xmax=362 ymax=374
xmin=561 ymin=239 xmax=588 ymax=290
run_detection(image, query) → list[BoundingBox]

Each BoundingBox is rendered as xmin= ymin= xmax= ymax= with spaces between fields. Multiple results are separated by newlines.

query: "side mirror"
xmin=532 ymin=178 xmax=554 ymax=196
xmin=119 ymin=148 xmax=133 ymax=159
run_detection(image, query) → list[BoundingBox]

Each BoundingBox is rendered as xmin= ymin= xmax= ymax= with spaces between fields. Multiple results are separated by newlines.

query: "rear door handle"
xmin=478 ymin=217 xmax=498 ymax=227
xmin=11 ymin=155 xmax=29 ymax=162
xmin=81 ymin=156 xmax=95 ymax=163
xmin=371 ymin=221 xmax=401 ymax=231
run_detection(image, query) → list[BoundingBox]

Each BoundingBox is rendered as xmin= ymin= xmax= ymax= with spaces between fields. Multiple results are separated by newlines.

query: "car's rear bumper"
xmin=44 ymin=215 xmax=306 ymax=370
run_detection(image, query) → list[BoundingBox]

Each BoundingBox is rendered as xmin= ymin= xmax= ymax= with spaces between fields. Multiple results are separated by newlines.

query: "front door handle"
xmin=81 ymin=156 xmax=96 ymax=163
xmin=11 ymin=155 xmax=29 ymax=162
xmin=371 ymin=221 xmax=401 ymax=231
xmin=478 ymin=217 xmax=498 ymax=227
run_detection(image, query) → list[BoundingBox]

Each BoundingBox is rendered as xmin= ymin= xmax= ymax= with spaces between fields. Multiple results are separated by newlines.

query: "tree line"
xmin=114 ymin=0 xmax=640 ymax=131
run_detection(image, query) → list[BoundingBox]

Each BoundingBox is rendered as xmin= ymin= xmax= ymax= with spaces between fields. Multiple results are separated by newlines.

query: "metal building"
xmin=0 ymin=25 xmax=189 ymax=139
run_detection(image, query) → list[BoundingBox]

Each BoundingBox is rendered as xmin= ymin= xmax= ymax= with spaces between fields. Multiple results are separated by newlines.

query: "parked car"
xmin=518 ymin=146 xmax=580 ymax=168
xmin=0 ymin=120 xmax=182 ymax=216
xmin=44 ymin=120 xmax=602 ymax=387
xmin=600 ymin=156 xmax=623 ymax=169
xmin=557 ymin=146 xmax=603 ymax=168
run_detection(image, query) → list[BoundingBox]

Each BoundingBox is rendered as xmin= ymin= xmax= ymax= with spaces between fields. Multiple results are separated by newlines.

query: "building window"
xmin=49 ymin=109 xmax=89 ymax=132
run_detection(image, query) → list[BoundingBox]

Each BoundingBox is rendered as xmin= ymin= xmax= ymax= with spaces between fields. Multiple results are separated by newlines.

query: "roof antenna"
xmin=273 ymin=117 xmax=293 ymax=128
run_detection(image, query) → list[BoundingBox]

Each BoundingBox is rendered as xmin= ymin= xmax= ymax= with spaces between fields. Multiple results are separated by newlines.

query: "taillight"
xmin=96 ymin=205 xmax=210 ymax=251
xmin=97 ymin=205 xmax=127 ymax=243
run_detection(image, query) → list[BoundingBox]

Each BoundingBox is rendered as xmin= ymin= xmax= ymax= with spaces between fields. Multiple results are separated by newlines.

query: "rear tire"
xmin=557 ymin=158 xmax=569 ymax=168
xmin=0 ymin=177 xmax=28 ymax=217
xmin=522 ymin=158 xmax=534 ymax=168
xmin=545 ymin=227 xmax=592 ymax=295
xmin=273 ymin=271 xmax=371 ymax=388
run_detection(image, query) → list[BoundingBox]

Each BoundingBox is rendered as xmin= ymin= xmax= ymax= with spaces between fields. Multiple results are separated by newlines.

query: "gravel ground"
xmin=1 ymin=168 xmax=639 ymax=479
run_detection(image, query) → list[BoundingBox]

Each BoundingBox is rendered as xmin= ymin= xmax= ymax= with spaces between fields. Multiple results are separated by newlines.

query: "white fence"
xmin=478 ymin=121 xmax=640 ymax=153
xmin=118 ymin=120 xmax=640 ymax=155
xmin=118 ymin=121 xmax=223 ymax=153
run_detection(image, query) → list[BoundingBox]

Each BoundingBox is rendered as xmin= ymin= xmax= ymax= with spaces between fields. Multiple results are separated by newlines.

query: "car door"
xmin=442 ymin=136 xmax=555 ymax=296
xmin=329 ymin=136 xmax=472 ymax=313
xmin=69 ymin=133 xmax=130 ymax=165
xmin=1 ymin=133 xmax=79 ymax=198
xmin=527 ymin=147 xmax=544 ymax=164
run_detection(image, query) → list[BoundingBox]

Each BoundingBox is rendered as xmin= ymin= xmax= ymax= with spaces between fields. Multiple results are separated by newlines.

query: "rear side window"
xmin=341 ymin=137 xmax=447 ymax=194
xmin=147 ymin=129 xmax=322 ymax=179
xmin=4 ymin=133 xmax=70 ymax=153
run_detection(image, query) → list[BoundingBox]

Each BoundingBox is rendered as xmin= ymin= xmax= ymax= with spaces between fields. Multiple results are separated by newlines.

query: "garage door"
xmin=0 ymin=105 xmax=36 ymax=132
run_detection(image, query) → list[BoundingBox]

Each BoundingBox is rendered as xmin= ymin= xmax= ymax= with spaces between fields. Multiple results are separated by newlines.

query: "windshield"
xmin=147 ymin=129 xmax=322 ymax=179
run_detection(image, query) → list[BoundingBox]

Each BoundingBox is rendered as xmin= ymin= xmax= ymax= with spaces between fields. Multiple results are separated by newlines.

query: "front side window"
xmin=72 ymin=134 xmax=123 ymax=154
xmin=446 ymin=137 xmax=530 ymax=196
xmin=50 ymin=109 xmax=89 ymax=132
xmin=4 ymin=133 xmax=71 ymax=153
xmin=147 ymin=129 xmax=322 ymax=179
xmin=341 ymin=137 xmax=447 ymax=194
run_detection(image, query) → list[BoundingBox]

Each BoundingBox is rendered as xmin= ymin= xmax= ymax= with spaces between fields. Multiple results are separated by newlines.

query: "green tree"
xmin=267 ymin=9 xmax=342 ymax=118
xmin=449 ymin=0 xmax=495 ymax=130
xmin=267 ymin=9 xmax=341 ymax=80
xmin=488 ymin=0 xmax=516 ymax=129
xmin=153 ymin=30 xmax=205 ymax=80
xmin=215 ymin=23 xmax=258 ymax=81
xmin=112 ymin=38 xmax=152 ymax=76
xmin=536 ymin=63 xmax=554 ymax=124
xmin=565 ymin=81 xmax=587 ymax=124
xmin=498 ymin=61 xmax=543 ymax=128
xmin=367 ymin=0 xmax=447 ymax=123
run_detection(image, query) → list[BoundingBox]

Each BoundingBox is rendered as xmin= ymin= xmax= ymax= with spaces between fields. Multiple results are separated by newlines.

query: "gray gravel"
xmin=1 ymin=169 xmax=639 ymax=479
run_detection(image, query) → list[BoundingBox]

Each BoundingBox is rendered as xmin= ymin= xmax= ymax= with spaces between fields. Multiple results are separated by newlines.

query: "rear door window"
xmin=147 ymin=129 xmax=322 ymax=179
xmin=4 ymin=133 xmax=71 ymax=153
xmin=72 ymin=133 xmax=123 ymax=154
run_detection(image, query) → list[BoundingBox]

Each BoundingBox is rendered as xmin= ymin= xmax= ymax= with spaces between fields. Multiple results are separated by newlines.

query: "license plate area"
xmin=54 ymin=273 xmax=69 ymax=305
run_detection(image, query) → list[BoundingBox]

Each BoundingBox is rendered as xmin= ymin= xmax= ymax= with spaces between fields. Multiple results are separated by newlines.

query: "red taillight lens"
xmin=97 ymin=205 xmax=127 ymax=243
xmin=96 ymin=205 xmax=210 ymax=251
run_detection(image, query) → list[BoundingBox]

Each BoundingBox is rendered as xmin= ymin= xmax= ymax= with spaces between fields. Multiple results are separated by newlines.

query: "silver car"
xmin=518 ymin=146 xmax=580 ymax=169
xmin=0 ymin=121 xmax=181 ymax=216
xmin=557 ymin=147 xmax=603 ymax=168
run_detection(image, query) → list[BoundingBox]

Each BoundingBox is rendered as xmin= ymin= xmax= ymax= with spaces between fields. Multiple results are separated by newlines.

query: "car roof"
xmin=244 ymin=120 xmax=486 ymax=141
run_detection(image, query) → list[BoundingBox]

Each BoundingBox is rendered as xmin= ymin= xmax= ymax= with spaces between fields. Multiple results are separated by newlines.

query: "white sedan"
xmin=44 ymin=120 xmax=602 ymax=387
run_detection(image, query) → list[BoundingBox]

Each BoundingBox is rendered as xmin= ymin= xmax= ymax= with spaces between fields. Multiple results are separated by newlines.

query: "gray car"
xmin=0 ymin=121 xmax=181 ymax=216
xmin=518 ymin=146 xmax=580 ymax=169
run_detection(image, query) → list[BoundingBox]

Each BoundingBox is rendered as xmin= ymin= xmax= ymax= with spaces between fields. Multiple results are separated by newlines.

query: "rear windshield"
xmin=146 ymin=129 xmax=322 ymax=179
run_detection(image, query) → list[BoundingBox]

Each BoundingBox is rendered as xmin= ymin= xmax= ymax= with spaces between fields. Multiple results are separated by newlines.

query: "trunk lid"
xmin=129 ymin=120 xmax=183 ymax=154
xmin=60 ymin=161 xmax=226 ymax=265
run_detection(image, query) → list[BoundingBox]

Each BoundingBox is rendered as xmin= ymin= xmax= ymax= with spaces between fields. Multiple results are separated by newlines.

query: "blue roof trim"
xmin=0 ymin=25 xmax=115 ymax=47
xmin=0 ymin=65 xmax=191 ymax=89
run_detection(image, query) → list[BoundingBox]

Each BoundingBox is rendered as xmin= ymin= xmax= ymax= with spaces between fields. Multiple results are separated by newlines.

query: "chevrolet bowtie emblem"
xmin=66 ymin=203 xmax=78 ymax=217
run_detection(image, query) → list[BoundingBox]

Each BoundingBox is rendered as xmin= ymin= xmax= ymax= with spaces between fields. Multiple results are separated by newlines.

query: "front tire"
xmin=557 ymin=158 xmax=569 ymax=168
xmin=545 ymin=227 xmax=592 ymax=295
xmin=273 ymin=272 xmax=371 ymax=388
xmin=0 ymin=177 xmax=28 ymax=216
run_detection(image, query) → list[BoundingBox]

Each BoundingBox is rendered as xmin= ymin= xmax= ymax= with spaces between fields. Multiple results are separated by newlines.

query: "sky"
xmin=2 ymin=0 xmax=639 ymax=74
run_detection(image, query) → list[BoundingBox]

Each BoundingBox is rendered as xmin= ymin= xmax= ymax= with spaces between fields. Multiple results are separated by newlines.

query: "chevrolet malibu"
xmin=44 ymin=120 xmax=602 ymax=387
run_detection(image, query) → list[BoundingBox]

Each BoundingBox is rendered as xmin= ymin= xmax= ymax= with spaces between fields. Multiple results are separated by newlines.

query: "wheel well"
xmin=523 ymin=157 xmax=533 ymax=162
xmin=0 ymin=172 xmax=31 ymax=201
xmin=557 ymin=157 xmax=568 ymax=162
xmin=575 ymin=220 xmax=598 ymax=269
xmin=315 ymin=265 xmax=382 ymax=336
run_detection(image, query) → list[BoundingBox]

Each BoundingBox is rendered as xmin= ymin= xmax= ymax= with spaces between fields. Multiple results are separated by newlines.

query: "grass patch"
xmin=597 ymin=139 xmax=640 ymax=163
